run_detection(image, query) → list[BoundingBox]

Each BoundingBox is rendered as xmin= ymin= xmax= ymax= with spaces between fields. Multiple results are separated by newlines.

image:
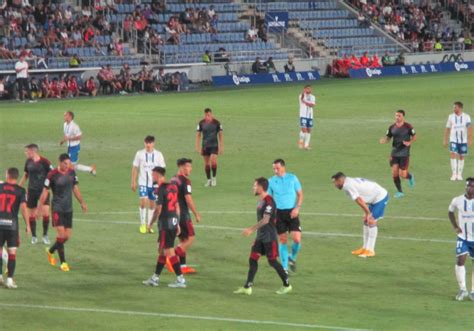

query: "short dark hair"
xmin=255 ymin=177 xmax=269 ymax=191
xmin=466 ymin=177 xmax=474 ymax=185
xmin=152 ymin=166 xmax=166 ymax=176
xmin=144 ymin=135 xmax=155 ymax=143
xmin=396 ymin=109 xmax=405 ymax=116
xmin=177 ymin=158 xmax=192 ymax=166
xmin=331 ymin=172 xmax=346 ymax=180
xmin=66 ymin=110 xmax=75 ymax=119
xmin=304 ymin=84 xmax=311 ymax=89
xmin=204 ymin=108 xmax=212 ymax=114
xmin=454 ymin=101 xmax=463 ymax=108
xmin=59 ymin=153 xmax=70 ymax=162
xmin=7 ymin=167 xmax=19 ymax=180
xmin=273 ymin=159 xmax=285 ymax=167
xmin=25 ymin=143 xmax=39 ymax=151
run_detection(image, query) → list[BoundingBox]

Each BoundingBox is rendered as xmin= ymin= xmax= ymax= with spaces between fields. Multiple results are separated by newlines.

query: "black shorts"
xmin=158 ymin=229 xmax=177 ymax=250
xmin=178 ymin=220 xmax=195 ymax=240
xmin=251 ymin=240 xmax=278 ymax=260
xmin=26 ymin=189 xmax=49 ymax=209
xmin=0 ymin=229 xmax=20 ymax=248
xmin=276 ymin=209 xmax=301 ymax=235
xmin=52 ymin=211 xmax=73 ymax=229
xmin=390 ymin=156 xmax=410 ymax=170
xmin=201 ymin=146 xmax=218 ymax=156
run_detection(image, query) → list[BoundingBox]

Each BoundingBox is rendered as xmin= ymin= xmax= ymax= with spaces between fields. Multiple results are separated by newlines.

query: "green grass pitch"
xmin=0 ymin=72 xmax=473 ymax=331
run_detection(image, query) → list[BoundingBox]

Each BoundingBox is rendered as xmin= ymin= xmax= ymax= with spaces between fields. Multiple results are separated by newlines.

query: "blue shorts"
xmin=67 ymin=145 xmax=80 ymax=163
xmin=369 ymin=194 xmax=389 ymax=220
xmin=139 ymin=186 xmax=156 ymax=201
xmin=300 ymin=117 xmax=313 ymax=128
xmin=456 ymin=237 xmax=474 ymax=259
xmin=450 ymin=142 xmax=468 ymax=155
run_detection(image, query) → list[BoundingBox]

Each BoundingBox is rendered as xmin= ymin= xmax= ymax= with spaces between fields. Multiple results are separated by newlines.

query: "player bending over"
xmin=448 ymin=177 xmax=474 ymax=301
xmin=0 ymin=168 xmax=30 ymax=289
xmin=143 ymin=167 xmax=186 ymax=288
xmin=39 ymin=153 xmax=87 ymax=272
xmin=298 ymin=85 xmax=316 ymax=150
xmin=171 ymin=158 xmax=201 ymax=274
xmin=332 ymin=172 xmax=389 ymax=258
xmin=234 ymin=177 xmax=292 ymax=295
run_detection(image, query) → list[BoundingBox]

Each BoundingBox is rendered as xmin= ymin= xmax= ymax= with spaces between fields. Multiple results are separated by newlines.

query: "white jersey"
xmin=449 ymin=195 xmax=474 ymax=242
xmin=63 ymin=120 xmax=82 ymax=147
xmin=446 ymin=112 xmax=471 ymax=144
xmin=132 ymin=149 xmax=166 ymax=187
xmin=299 ymin=93 xmax=316 ymax=119
xmin=342 ymin=177 xmax=388 ymax=204
xmin=15 ymin=60 xmax=28 ymax=78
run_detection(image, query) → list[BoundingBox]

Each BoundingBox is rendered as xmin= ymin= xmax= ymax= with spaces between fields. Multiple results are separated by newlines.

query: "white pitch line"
xmin=75 ymin=218 xmax=452 ymax=244
xmin=0 ymin=303 xmax=370 ymax=331
xmin=87 ymin=210 xmax=446 ymax=222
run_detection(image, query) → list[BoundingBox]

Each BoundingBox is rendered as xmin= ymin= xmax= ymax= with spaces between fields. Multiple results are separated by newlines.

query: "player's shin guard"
xmin=155 ymin=255 xmax=166 ymax=276
xmin=393 ymin=176 xmax=402 ymax=192
xmin=450 ymin=158 xmax=457 ymax=175
xmin=147 ymin=208 xmax=155 ymax=226
xmin=269 ymin=259 xmax=290 ymax=287
xmin=205 ymin=165 xmax=211 ymax=179
xmin=43 ymin=216 xmax=49 ymax=235
xmin=279 ymin=243 xmax=289 ymax=270
xmin=29 ymin=217 xmax=37 ymax=237
xmin=245 ymin=255 xmax=259 ymax=288
xmin=7 ymin=254 xmax=16 ymax=278
xmin=455 ymin=265 xmax=467 ymax=291
xmin=363 ymin=225 xmax=369 ymax=249
xmin=367 ymin=226 xmax=378 ymax=252
xmin=139 ymin=207 xmax=146 ymax=226
xmin=458 ymin=160 xmax=464 ymax=176
xmin=170 ymin=255 xmax=182 ymax=276
xmin=304 ymin=133 xmax=311 ymax=148
xmin=211 ymin=165 xmax=217 ymax=178
xmin=57 ymin=238 xmax=66 ymax=263
xmin=291 ymin=242 xmax=301 ymax=261
xmin=175 ymin=246 xmax=186 ymax=266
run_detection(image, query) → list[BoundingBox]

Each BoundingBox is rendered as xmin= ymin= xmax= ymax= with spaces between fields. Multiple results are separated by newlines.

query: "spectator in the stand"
xmin=69 ymin=54 xmax=82 ymax=68
xmin=120 ymin=63 xmax=133 ymax=92
xmin=463 ymin=31 xmax=472 ymax=50
xmin=50 ymin=78 xmax=61 ymax=99
xmin=0 ymin=42 xmax=14 ymax=59
xmin=114 ymin=39 xmax=124 ymax=56
xmin=284 ymin=57 xmax=295 ymax=72
xmin=214 ymin=47 xmax=230 ymax=63
xmin=395 ymin=52 xmax=405 ymax=66
xmin=58 ymin=75 xmax=68 ymax=98
xmin=247 ymin=25 xmax=258 ymax=42
xmin=137 ymin=65 xmax=152 ymax=92
xmin=264 ymin=56 xmax=276 ymax=73
xmin=41 ymin=75 xmax=51 ymax=98
xmin=382 ymin=51 xmax=393 ymax=66
xmin=210 ymin=14 xmax=218 ymax=37
xmin=169 ymin=72 xmax=181 ymax=91
xmin=257 ymin=25 xmax=268 ymax=43
xmin=0 ymin=76 xmax=10 ymax=100
xmin=84 ymin=76 xmax=97 ymax=96
xmin=434 ymin=38 xmax=443 ymax=51
xmin=165 ymin=18 xmax=180 ymax=44
xmin=84 ymin=25 xmax=96 ymax=46
xmin=359 ymin=52 xmax=370 ymax=67
xmin=208 ymin=5 xmax=216 ymax=19
xmin=202 ymin=50 xmax=212 ymax=64
xmin=251 ymin=57 xmax=267 ymax=74
xmin=350 ymin=54 xmax=362 ymax=69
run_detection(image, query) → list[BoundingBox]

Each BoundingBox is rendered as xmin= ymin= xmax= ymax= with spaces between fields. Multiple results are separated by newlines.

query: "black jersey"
xmin=156 ymin=183 xmax=179 ymax=230
xmin=386 ymin=122 xmax=415 ymax=157
xmin=0 ymin=183 xmax=26 ymax=231
xmin=45 ymin=169 xmax=78 ymax=213
xmin=24 ymin=157 xmax=53 ymax=192
xmin=197 ymin=118 xmax=222 ymax=148
xmin=170 ymin=174 xmax=192 ymax=222
xmin=256 ymin=195 xmax=278 ymax=243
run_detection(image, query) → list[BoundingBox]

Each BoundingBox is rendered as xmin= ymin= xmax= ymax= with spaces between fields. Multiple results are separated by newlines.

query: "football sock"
xmin=269 ymin=259 xmax=290 ymax=287
xmin=170 ymin=255 xmax=182 ymax=276
xmin=406 ymin=173 xmax=412 ymax=180
xmin=155 ymin=255 xmax=166 ymax=276
xmin=30 ymin=217 xmax=37 ymax=237
xmin=147 ymin=208 xmax=154 ymax=226
xmin=393 ymin=176 xmax=402 ymax=192
xmin=367 ymin=226 xmax=378 ymax=252
xmin=175 ymin=246 xmax=186 ymax=266
xmin=57 ymin=238 xmax=66 ymax=263
xmin=363 ymin=224 xmax=369 ymax=249
xmin=458 ymin=160 xmax=464 ymax=176
xmin=139 ymin=207 xmax=146 ymax=226
xmin=205 ymin=165 xmax=211 ymax=179
xmin=450 ymin=158 xmax=457 ymax=174
xmin=299 ymin=131 xmax=305 ymax=143
xmin=455 ymin=265 xmax=467 ymax=291
xmin=304 ymin=133 xmax=311 ymax=147
xmin=43 ymin=216 xmax=49 ymax=236
xmin=7 ymin=254 xmax=16 ymax=278
xmin=291 ymin=242 xmax=301 ymax=261
xmin=211 ymin=165 xmax=217 ymax=177
xmin=279 ymin=243 xmax=289 ymax=270
xmin=75 ymin=164 xmax=92 ymax=172
xmin=245 ymin=258 xmax=258 ymax=288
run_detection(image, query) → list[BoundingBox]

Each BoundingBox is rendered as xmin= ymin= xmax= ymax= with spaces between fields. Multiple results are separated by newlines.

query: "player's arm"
xmin=290 ymin=189 xmax=303 ymax=218
xmin=380 ymin=127 xmax=392 ymax=144
xmin=175 ymin=202 xmax=181 ymax=236
xmin=355 ymin=197 xmax=374 ymax=224
xmin=185 ymin=195 xmax=201 ymax=223
xmin=443 ymin=127 xmax=451 ymax=147
xmin=19 ymin=172 xmax=28 ymax=187
xmin=38 ymin=187 xmax=49 ymax=210
xmin=20 ymin=201 xmax=31 ymax=234
xmin=72 ymin=185 xmax=87 ymax=213
xmin=149 ymin=205 xmax=161 ymax=229
xmin=131 ymin=166 xmax=138 ymax=191
xmin=218 ymin=130 xmax=224 ymax=154
xmin=448 ymin=211 xmax=462 ymax=234
xmin=243 ymin=213 xmax=271 ymax=237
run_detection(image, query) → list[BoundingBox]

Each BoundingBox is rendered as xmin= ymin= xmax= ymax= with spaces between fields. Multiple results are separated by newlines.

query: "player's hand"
xmin=365 ymin=214 xmax=376 ymax=226
xmin=195 ymin=212 xmax=201 ymax=223
xmin=402 ymin=140 xmax=411 ymax=146
xmin=242 ymin=228 xmax=252 ymax=237
xmin=81 ymin=202 xmax=88 ymax=213
xmin=26 ymin=226 xmax=31 ymax=235
xmin=290 ymin=207 xmax=300 ymax=219
xmin=147 ymin=224 xmax=152 ymax=233
xmin=177 ymin=225 xmax=181 ymax=236
xmin=379 ymin=137 xmax=387 ymax=144
xmin=131 ymin=182 xmax=137 ymax=192
xmin=59 ymin=140 xmax=64 ymax=146
xmin=454 ymin=227 xmax=462 ymax=234
xmin=219 ymin=146 xmax=224 ymax=155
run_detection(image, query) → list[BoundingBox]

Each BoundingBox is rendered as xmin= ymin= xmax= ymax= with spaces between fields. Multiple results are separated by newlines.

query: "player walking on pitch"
xmin=298 ymin=85 xmax=316 ymax=150
xmin=196 ymin=108 xmax=223 ymax=187
xmin=444 ymin=101 xmax=472 ymax=181
xmin=448 ymin=177 xmax=474 ymax=301
xmin=268 ymin=159 xmax=303 ymax=272
xmin=0 ymin=168 xmax=30 ymax=289
xmin=171 ymin=158 xmax=201 ymax=274
xmin=39 ymin=153 xmax=87 ymax=272
xmin=19 ymin=144 xmax=54 ymax=245
xmin=60 ymin=111 xmax=96 ymax=175
xmin=131 ymin=135 xmax=166 ymax=234
xmin=332 ymin=172 xmax=389 ymax=258
xmin=234 ymin=177 xmax=292 ymax=295
xmin=143 ymin=167 xmax=186 ymax=288
xmin=380 ymin=110 xmax=416 ymax=198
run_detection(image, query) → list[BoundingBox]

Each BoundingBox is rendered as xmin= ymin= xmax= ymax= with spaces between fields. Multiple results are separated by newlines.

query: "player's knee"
xmin=8 ymin=253 xmax=16 ymax=261
xmin=267 ymin=258 xmax=277 ymax=267
xmin=279 ymin=236 xmax=288 ymax=244
xmin=250 ymin=252 xmax=260 ymax=261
